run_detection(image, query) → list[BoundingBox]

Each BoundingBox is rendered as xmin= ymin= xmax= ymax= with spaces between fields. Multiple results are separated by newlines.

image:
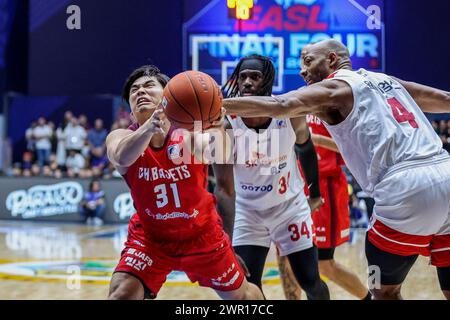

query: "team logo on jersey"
xmin=276 ymin=120 xmax=287 ymax=128
xmin=167 ymin=144 xmax=181 ymax=160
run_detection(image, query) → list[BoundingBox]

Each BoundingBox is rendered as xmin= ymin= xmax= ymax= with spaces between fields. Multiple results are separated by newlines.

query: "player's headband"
xmin=239 ymin=58 xmax=265 ymax=73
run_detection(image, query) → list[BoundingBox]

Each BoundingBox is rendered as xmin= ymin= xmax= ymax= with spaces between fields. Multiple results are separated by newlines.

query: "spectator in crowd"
xmin=47 ymin=121 xmax=57 ymax=153
xmin=22 ymin=168 xmax=32 ymax=177
xmin=349 ymin=193 xmax=369 ymax=229
xmin=87 ymin=119 xmax=109 ymax=176
xmin=25 ymin=121 xmax=37 ymax=153
xmin=79 ymin=114 xmax=90 ymax=131
xmin=31 ymin=164 xmax=41 ymax=176
xmin=444 ymin=125 xmax=450 ymax=152
xmin=110 ymin=117 xmax=131 ymax=132
xmin=80 ymin=179 xmax=106 ymax=226
xmin=439 ymin=119 xmax=447 ymax=135
xmin=56 ymin=110 xmax=75 ymax=166
xmin=64 ymin=110 xmax=74 ymax=124
xmin=64 ymin=117 xmax=87 ymax=153
xmin=66 ymin=149 xmax=86 ymax=178
xmin=33 ymin=117 xmax=53 ymax=169
xmin=22 ymin=151 xmax=33 ymax=171
xmin=431 ymin=120 xmax=439 ymax=134
xmin=42 ymin=165 xmax=53 ymax=177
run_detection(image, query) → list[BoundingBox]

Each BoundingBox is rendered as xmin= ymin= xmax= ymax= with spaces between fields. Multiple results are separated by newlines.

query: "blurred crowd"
xmin=8 ymin=116 xmax=450 ymax=180
xmin=10 ymin=107 xmax=132 ymax=179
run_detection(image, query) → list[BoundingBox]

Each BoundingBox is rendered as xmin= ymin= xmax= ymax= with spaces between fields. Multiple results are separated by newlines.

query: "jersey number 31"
xmin=154 ymin=183 xmax=181 ymax=208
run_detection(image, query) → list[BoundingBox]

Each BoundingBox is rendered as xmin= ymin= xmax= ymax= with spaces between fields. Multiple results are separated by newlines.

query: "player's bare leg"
xmin=277 ymin=251 xmax=302 ymax=300
xmin=108 ymin=272 xmax=146 ymax=300
xmin=215 ymin=278 xmax=264 ymax=300
xmin=319 ymin=259 xmax=369 ymax=299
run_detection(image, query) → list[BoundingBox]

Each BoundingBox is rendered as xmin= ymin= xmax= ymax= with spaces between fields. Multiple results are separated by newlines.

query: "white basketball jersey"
xmin=324 ymin=68 xmax=448 ymax=197
xmin=227 ymin=116 xmax=304 ymax=210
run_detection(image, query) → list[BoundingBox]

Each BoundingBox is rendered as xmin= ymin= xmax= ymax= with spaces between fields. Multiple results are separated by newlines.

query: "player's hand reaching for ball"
xmin=144 ymin=108 xmax=165 ymax=135
xmin=308 ymin=197 xmax=324 ymax=212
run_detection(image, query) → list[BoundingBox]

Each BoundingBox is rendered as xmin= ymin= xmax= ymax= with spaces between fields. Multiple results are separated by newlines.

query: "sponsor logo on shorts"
xmin=211 ymin=263 xmax=240 ymax=287
xmin=133 ymin=240 xmax=145 ymax=247
xmin=315 ymin=236 xmax=326 ymax=242
xmin=145 ymin=208 xmax=199 ymax=220
xmin=124 ymin=248 xmax=153 ymax=271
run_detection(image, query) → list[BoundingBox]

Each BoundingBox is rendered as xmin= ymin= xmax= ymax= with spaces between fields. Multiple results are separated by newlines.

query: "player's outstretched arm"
xmin=223 ymin=80 xmax=351 ymax=119
xmin=106 ymin=109 xmax=164 ymax=174
xmin=392 ymin=77 xmax=450 ymax=113
xmin=211 ymin=163 xmax=236 ymax=240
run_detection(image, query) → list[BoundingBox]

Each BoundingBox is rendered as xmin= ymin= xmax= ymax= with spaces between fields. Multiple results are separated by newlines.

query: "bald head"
xmin=300 ymin=39 xmax=352 ymax=85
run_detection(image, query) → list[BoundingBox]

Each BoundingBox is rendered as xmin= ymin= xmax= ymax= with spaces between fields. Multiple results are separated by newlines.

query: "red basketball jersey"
xmin=123 ymin=125 xmax=219 ymax=242
xmin=306 ymin=115 xmax=345 ymax=176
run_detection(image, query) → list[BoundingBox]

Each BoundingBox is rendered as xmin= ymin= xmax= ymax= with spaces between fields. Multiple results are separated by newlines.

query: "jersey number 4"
xmin=154 ymin=183 xmax=181 ymax=208
xmin=387 ymin=97 xmax=418 ymax=128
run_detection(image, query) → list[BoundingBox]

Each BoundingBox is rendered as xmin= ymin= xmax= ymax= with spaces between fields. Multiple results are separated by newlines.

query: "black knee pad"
xmin=287 ymin=246 xmax=330 ymax=300
xmin=234 ymin=245 xmax=269 ymax=289
xmin=365 ymin=234 xmax=418 ymax=285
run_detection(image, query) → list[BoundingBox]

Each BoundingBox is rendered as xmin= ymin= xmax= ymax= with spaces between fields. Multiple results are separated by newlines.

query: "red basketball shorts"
xmin=311 ymin=170 xmax=350 ymax=249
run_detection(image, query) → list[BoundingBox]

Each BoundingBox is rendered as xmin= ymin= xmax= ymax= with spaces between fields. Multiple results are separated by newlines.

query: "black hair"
xmin=122 ymin=65 xmax=170 ymax=105
xmin=222 ymin=55 xmax=276 ymax=98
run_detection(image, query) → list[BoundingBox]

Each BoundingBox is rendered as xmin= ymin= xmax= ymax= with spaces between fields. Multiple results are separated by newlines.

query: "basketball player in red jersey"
xmin=106 ymin=65 xmax=263 ymax=300
xmin=291 ymin=114 xmax=371 ymax=300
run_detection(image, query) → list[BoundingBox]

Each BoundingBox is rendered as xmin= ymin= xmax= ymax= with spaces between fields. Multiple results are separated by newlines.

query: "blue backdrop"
xmin=21 ymin=0 xmax=450 ymax=95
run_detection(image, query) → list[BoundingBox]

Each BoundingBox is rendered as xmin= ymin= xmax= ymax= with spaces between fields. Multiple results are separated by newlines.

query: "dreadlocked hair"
xmin=222 ymin=54 xmax=276 ymax=98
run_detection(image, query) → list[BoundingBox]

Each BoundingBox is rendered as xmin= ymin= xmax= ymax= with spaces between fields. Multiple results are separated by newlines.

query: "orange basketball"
xmin=162 ymin=70 xmax=223 ymax=131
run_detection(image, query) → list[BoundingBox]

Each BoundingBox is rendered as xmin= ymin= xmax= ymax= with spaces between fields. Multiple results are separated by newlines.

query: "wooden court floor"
xmin=0 ymin=220 xmax=444 ymax=300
